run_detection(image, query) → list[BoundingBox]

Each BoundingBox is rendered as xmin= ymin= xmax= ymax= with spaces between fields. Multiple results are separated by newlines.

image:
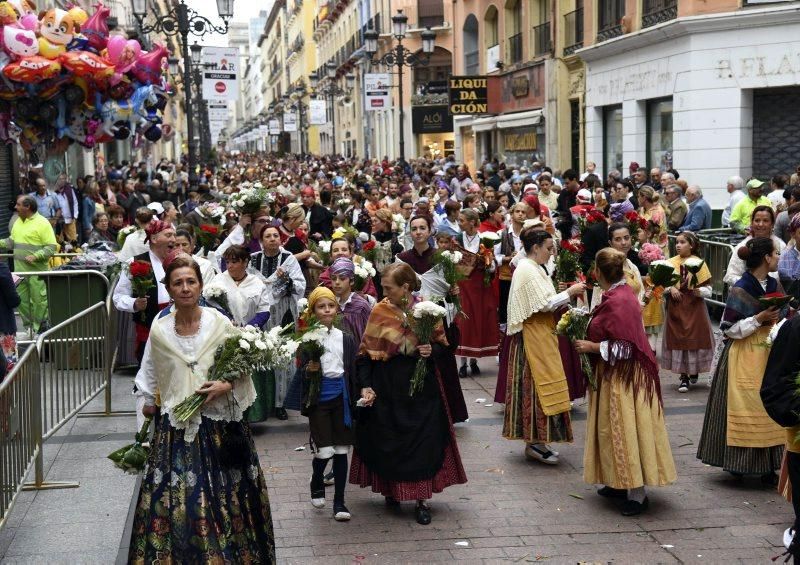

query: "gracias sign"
xmin=448 ymin=76 xmax=488 ymax=114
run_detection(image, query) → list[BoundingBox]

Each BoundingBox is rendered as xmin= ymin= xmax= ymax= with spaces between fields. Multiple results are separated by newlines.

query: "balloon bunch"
xmin=0 ymin=1 xmax=174 ymax=161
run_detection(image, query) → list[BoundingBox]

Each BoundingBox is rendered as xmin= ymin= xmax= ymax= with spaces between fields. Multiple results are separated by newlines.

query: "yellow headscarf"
xmin=302 ymin=286 xmax=337 ymax=323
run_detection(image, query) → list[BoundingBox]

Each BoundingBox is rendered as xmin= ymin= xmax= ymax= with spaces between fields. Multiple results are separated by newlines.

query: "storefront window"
xmin=603 ymin=105 xmax=622 ymax=175
xmin=500 ymin=126 xmax=545 ymax=167
xmin=647 ymin=97 xmax=673 ymax=171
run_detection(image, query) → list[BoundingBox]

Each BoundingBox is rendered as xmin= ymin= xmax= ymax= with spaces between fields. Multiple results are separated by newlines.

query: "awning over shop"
xmin=471 ymin=116 xmax=498 ymax=132
xmin=496 ymin=109 xmax=543 ymax=129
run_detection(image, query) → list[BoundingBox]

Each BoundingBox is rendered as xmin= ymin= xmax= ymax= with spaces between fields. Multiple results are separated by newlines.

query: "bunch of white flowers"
xmin=318 ymin=240 xmax=332 ymax=253
xmin=392 ymin=213 xmax=406 ymax=233
xmin=202 ymin=283 xmax=225 ymax=299
xmin=441 ymin=250 xmax=463 ymax=264
xmin=412 ymin=300 xmax=447 ymax=319
xmin=336 ymin=198 xmax=351 ymax=208
xmin=229 ymin=185 xmax=268 ymax=215
xmin=297 ymin=297 xmax=308 ymax=314
xmin=650 ymin=259 xmax=674 ymax=269
xmin=354 ymin=260 xmax=376 ymax=279
xmin=684 ymin=257 xmax=704 ymax=269
xmin=478 ymin=232 xmax=501 ymax=247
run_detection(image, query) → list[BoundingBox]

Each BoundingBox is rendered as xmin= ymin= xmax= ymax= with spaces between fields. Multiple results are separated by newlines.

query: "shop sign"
xmin=425 ymin=80 xmax=449 ymax=95
xmin=364 ymin=72 xmax=391 ymax=110
xmin=412 ymin=105 xmax=453 ymax=133
xmin=283 ymin=112 xmax=297 ymax=132
xmin=268 ymin=119 xmax=281 ymax=136
xmin=201 ymin=46 xmax=239 ymax=101
xmin=448 ymin=76 xmax=488 ymax=114
xmin=511 ymin=76 xmax=528 ymax=98
xmin=504 ymin=131 xmax=537 ymax=151
xmin=308 ymin=100 xmax=327 ymax=124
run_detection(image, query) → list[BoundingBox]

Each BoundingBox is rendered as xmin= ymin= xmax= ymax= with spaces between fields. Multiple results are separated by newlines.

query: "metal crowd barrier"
xmin=667 ymin=233 xmax=735 ymax=307
xmin=10 ymin=269 xmax=110 ymax=343
xmin=0 ymin=346 xmax=40 ymax=530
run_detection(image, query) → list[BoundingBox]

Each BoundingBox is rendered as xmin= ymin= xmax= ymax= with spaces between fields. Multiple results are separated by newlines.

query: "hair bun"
xmin=737 ymin=246 xmax=751 ymax=260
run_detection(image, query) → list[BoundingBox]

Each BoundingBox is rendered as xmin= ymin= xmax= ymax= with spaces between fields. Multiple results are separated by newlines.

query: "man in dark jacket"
xmin=556 ymin=169 xmax=580 ymax=241
xmin=301 ymin=187 xmax=333 ymax=242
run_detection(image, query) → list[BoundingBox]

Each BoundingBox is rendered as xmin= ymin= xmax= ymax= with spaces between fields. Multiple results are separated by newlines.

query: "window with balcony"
xmin=564 ymin=0 xmax=583 ymax=55
xmin=597 ymin=0 xmax=624 ymax=42
xmin=531 ymin=21 xmax=550 ymax=57
xmin=417 ymin=0 xmax=444 ymax=28
xmin=505 ymin=0 xmax=523 ymax=64
xmin=484 ymin=6 xmax=500 ymax=71
xmin=642 ymin=0 xmax=677 ymax=28
xmin=463 ymin=14 xmax=479 ymax=75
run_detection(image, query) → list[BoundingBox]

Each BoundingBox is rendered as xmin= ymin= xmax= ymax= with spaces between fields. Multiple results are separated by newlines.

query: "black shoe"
xmin=597 ymin=486 xmax=627 ymax=498
xmin=333 ymin=502 xmax=351 ymax=521
xmin=310 ymin=478 xmax=325 ymax=508
xmin=761 ymin=472 xmax=779 ymax=487
xmin=275 ymin=407 xmax=288 ymax=420
xmin=323 ymin=470 xmax=335 ymax=486
xmin=385 ymin=496 xmax=400 ymax=507
xmin=470 ymin=360 xmax=481 ymax=376
xmin=678 ymin=376 xmax=690 ymax=393
xmin=689 ymin=374 xmax=699 ymax=384
xmin=415 ymin=503 xmax=432 ymax=525
xmin=621 ymin=496 xmax=649 ymax=516
xmin=458 ymin=364 xmax=467 ymax=378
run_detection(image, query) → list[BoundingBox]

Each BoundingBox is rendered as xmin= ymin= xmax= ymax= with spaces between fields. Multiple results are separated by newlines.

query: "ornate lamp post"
xmin=309 ymin=66 xmax=354 ymax=156
xmin=364 ymin=9 xmax=435 ymax=162
xmin=290 ymin=82 xmax=308 ymax=155
xmin=132 ymin=0 xmax=234 ymax=188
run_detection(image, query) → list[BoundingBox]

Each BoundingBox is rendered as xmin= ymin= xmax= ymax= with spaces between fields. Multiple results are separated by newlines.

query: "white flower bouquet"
xmin=408 ymin=300 xmax=447 ymax=396
xmin=683 ymin=257 xmax=705 ymax=288
xmin=478 ymin=231 xmax=501 ymax=285
xmin=354 ymin=259 xmax=376 ymax=291
xmin=292 ymin=320 xmax=328 ymax=408
xmin=203 ymin=282 xmax=230 ymax=316
xmin=310 ymin=240 xmax=332 ymax=265
xmin=229 ymin=184 xmax=268 ymax=215
xmin=116 ymin=225 xmax=137 ymax=248
xmin=432 ymin=249 xmax=467 ymax=313
xmin=199 ymin=202 xmax=226 ymax=224
xmin=392 ymin=213 xmax=406 ymax=234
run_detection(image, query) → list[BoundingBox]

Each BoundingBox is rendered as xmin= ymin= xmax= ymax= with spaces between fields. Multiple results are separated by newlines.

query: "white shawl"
xmin=506 ymin=258 xmax=558 ymax=336
xmin=212 ymin=271 xmax=269 ymax=326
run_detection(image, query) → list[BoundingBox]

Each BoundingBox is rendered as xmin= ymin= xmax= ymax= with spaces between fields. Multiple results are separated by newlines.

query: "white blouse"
xmin=320 ymin=326 xmax=345 ymax=379
xmin=211 ymin=271 xmax=270 ymax=326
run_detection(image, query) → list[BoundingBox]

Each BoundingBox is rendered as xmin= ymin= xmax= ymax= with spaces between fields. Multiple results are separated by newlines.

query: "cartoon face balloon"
xmin=3 ymin=26 xmax=38 ymax=58
xmin=6 ymin=0 xmax=36 ymax=17
xmin=3 ymin=55 xmax=60 ymax=83
xmin=60 ymin=50 xmax=113 ymax=81
xmin=106 ymin=35 xmax=140 ymax=84
xmin=0 ymin=2 xmax=18 ymax=25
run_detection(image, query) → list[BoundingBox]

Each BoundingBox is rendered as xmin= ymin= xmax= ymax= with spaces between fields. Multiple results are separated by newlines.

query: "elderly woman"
xmin=575 ymin=248 xmax=676 ymax=516
xmin=130 ymin=254 xmax=275 ymax=563
xmin=350 ymin=263 xmax=467 ymax=525
xmin=86 ymin=212 xmax=117 ymax=248
xmin=503 ymin=229 xmax=585 ymax=465
xmin=250 ymin=224 xmax=306 ymax=420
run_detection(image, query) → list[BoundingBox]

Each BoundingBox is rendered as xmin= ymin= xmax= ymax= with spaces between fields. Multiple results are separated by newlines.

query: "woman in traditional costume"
xmin=589 ymin=223 xmax=645 ymax=311
xmin=209 ymin=245 xmax=272 ymax=422
xmin=129 ymin=255 xmax=275 ymax=563
xmin=502 ymin=229 xmax=585 ymax=465
xmin=396 ymin=215 xmax=468 ymax=424
xmin=250 ymin=224 xmax=306 ymax=420
xmin=367 ymin=208 xmax=404 ymax=299
xmin=455 ymin=208 xmax=499 ymax=376
xmin=697 ymin=237 xmax=786 ymax=483
xmin=174 ymin=228 xmax=217 ymax=285
xmin=659 ymin=231 xmax=715 ymax=393
xmin=574 ymin=248 xmax=676 ymax=516
xmin=350 ymin=263 xmax=467 ymax=525
xmin=299 ymin=287 xmax=359 ymax=522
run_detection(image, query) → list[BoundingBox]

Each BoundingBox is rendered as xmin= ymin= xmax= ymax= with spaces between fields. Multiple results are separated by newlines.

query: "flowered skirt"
xmin=128 ymin=414 xmax=276 ymax=564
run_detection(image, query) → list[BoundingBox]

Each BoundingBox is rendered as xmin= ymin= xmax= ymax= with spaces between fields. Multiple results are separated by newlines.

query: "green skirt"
xmin=244 ymin=369 xmax=275 ymax=423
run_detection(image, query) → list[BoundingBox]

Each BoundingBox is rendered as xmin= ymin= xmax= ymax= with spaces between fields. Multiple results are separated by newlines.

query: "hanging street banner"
xmin=283 ymin=112 xmax=298 ymax=132
xmin=201 ymin=46 xmax=240 ymax=101
xmin=268 ymin=119 xmax=281 ymax=135
xmin=309 ymin=99 xmax=327 ymax=125
xmin=207 ymin=102 xmax=229 ymax=122
xmin=364 ymin=72 xmax=391 ymax=111
xmin=448 ymin=76 xmax=488 ymax=115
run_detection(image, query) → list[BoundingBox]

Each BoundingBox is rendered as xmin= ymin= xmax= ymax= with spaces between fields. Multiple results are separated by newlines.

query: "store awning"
xmin=496 ymin=109 xmax=543 ymax=129
xmin=471 ymin=116 xmax=498 ymax=132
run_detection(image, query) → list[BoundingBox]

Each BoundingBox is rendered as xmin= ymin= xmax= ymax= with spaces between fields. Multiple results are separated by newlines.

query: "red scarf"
xmin=588 ymin=284 xmax=662 ymax=405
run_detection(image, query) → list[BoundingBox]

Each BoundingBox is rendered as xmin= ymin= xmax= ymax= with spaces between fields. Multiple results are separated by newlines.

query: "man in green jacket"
xmin=0 ymin=195 xmax=57 ymax=334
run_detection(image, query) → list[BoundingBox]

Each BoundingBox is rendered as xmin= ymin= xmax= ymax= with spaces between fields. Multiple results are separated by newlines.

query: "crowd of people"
xmin=4 ymin=152 xmax=800 ymax=561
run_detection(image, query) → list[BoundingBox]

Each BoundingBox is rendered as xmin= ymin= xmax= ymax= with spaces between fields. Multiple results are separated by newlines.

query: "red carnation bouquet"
xmin=129 ymin=260 xmax=155 ymax=298
xmin=553 ymin=239 xmax=584 ymax=285
xmin=194 ymin=224 xmax=220 ymax=251
xmin=360 ymin=239 xmax=377 ymax=263
xmin=577 ymin=208 xmax=607 ymax=236
xmin=759 ymin=292 xmax=792 ymax=310
xmin=624 ymin=211 xmax=648 ymax=242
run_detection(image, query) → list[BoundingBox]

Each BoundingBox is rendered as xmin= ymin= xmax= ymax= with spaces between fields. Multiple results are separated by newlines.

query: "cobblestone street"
xmin=0 ymin=358 xmax=792 ymax=564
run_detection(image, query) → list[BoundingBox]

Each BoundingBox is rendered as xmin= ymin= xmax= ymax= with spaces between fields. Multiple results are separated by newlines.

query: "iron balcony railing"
xmin=531 ymin=21 xmax=551 ymax=57
xmin=642 ymin=0 xmax=677 ymax=28
xmin=508 ymin=32 xmax=523 ymax=64
xmin=564 ymin=8 xmax=583 ymax=56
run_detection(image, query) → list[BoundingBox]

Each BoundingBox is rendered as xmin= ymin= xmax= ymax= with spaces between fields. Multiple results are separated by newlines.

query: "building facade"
xmin=579 ymin=0 xmax=800 ymax=208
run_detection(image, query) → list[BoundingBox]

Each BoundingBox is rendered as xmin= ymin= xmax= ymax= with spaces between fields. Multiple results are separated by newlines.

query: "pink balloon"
xmin=131 ymin=42 xmax=167 ymax=85
xmin=82 ymin=2 xmax=110 ymax=52
xmin=106 ymin=35 xmax=140 ymax=73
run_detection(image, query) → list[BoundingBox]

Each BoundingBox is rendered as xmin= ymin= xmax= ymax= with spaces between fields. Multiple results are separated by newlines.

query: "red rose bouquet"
xmin=578 ymin=208 xmax=607 ymax=236
xmin=554 ymin=239 xmax=584 ymax=285
xmin=624 ymin=211 xmax=648 ymax=242
xmin=194 ymin=224 xmax=220 ymax=251
xmin=360 ymin=239 xmax=377 ymax=263
xmin=129 ymin=260 xmax=155 ymax=298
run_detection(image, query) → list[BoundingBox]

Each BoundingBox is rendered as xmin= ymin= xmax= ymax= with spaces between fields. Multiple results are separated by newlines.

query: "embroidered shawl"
xmin=507 ymin=257 xmax=557 ymax=336
xmin=358 ymin=297 xmax=447 ymax=361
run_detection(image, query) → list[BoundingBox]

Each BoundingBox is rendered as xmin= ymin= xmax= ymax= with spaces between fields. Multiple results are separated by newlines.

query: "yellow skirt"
xmin=583 ymin=363 xmax=676 ymax=489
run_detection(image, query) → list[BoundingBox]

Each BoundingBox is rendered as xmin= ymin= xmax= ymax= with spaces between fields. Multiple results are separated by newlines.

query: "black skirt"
xmin=355 ymin=354 xmax=450 ymax=482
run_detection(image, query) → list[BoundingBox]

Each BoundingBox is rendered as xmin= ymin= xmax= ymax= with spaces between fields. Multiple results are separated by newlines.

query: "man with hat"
xmin=729 ymin=178 xmax=773 ymax=234
xmin=112 ymin=219 xmax=176 ymax=362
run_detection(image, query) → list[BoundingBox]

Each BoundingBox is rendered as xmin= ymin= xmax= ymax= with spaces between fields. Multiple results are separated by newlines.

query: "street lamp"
xmin=132 ymin=0 xmax=234 ymax=189
xmin=310 ymin=68 xmax=354 ymax=156
xmin=364 ymin=9 xmax=435 ymax=162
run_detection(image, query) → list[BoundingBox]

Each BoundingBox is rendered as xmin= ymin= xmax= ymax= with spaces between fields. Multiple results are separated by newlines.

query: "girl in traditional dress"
xmin=367 ymin=208 xmax=404 ymax=299
xmin=130 ymin=255 xmax=275 ymax=563
xmin=328 ymin=258 xmax=373 ymax=343
xmin=396 ymin=215 xmax=468 ymax=424
xmin=637 ymin=186 xmax=668 ymax=253
xmin=350 ymin=263 xmax=468 ymax=525
xmin=211 ymin=245 xmax=272 ymax=422
xmin=299 ymin=287 xmax=359 ymax=522
xmin=589 ymin=223 xmax=645 ymax=311
xmin=574 ymin=248 xmax=676 ymax=516
xmin=455 ymin=208 xmax=499 ymax=376
xmin=250 ymin=224 xmax=306 ymax=420
xmin=479 ymin=201 xmax=506 ymax=233
xmin=697 ymin=237 xmax=786 ymax=483
xmin=317 ymin=234 xmax=378 ymax=301
xmin=494 ymin=202 xmax=528 ymax=403
xmin=659 ymin=231 xmax=715 ymax=393
xmin=278 ymin=203 xmax=313 ymax=292
xmin=502 ymin=229 xmax=585 ymax=465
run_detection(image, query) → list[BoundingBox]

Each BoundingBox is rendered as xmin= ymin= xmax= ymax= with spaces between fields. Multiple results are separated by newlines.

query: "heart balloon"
xmin=81 ymin=2 xmax=110 ymax=52
xmin=131 ymin=42 xmax=167 ymax=85
xmin=106 ymin=35 xmax=140 ymax=73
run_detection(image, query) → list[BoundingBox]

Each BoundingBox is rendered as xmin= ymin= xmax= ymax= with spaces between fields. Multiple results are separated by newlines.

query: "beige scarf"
xmin=507 ymin=257 xmax=557 ymax=336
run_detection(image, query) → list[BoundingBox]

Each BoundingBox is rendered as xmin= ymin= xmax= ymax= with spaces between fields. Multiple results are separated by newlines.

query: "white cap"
xmin=147 ymin=202 xmax=165 ymax=215
xmin=577 ymin=188 xmax=592 ymax=203
xmin=434 ymin=170 xmax=445 ymax=177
